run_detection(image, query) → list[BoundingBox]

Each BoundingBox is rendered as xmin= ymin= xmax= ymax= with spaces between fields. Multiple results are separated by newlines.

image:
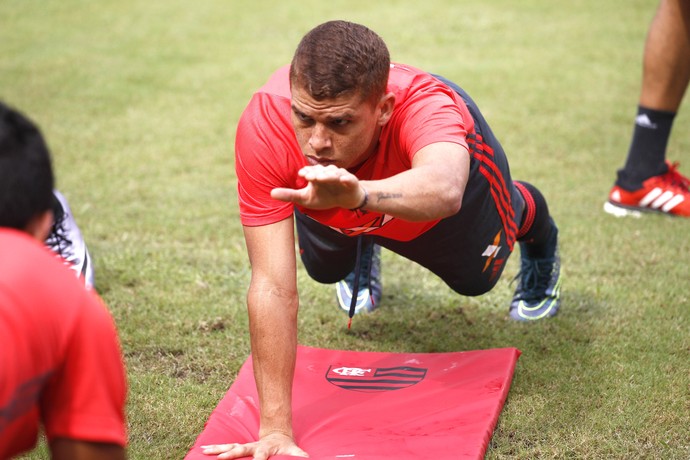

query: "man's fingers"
xmin=201 ymin=443 xmax=252 ymax=458
xmin=271 ymin=166 xmax=360 ymax=209
xmin=299 ymin=164 xmax=346 ymax=182
xmin=199 ymin=438 xmax=309 ymax=459
xmin=200 ymin=443 xmax=233 ymax=453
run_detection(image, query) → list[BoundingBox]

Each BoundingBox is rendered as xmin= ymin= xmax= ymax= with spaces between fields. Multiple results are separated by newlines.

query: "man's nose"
xmin=309 ymin=124 xmax=332 ymax=152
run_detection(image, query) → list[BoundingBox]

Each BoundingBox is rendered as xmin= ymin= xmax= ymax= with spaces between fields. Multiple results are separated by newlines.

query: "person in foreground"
xmin=605 ymin=0 xmax=690 ymax=217
xmin=203 ymin=21 xmax=561 ymax=459
xmin=0 ymin=101 xmax=127 ymax=460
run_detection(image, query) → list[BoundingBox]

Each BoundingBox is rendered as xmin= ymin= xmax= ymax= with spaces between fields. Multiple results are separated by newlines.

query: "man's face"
xmin=290 ymin=85 xmax=387 ymax=170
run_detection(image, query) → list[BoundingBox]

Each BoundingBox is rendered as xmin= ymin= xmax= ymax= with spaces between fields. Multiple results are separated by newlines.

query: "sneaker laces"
xmin=664 ymin=161 xmax=690 ymax=191
xmin=513 ymin=256 xmax=556 ymax=300
xmin=45 ymin=201 xmax=78 ymax=264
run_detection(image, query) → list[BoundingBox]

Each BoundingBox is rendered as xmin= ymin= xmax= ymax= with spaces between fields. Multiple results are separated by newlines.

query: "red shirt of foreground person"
xmin=0 ymin=228 xmax=127 ymax=458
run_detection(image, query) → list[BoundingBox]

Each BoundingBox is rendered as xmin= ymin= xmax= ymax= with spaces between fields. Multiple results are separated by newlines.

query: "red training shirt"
xmin=235 ymin=63 xmax=475 ymax=241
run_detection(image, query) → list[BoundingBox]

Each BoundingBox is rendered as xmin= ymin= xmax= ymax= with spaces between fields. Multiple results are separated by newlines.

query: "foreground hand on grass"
xmin=201 ymin=431 xmax=309 ymax=459
xmin=271 ymin=165 xmax=365 ymax=211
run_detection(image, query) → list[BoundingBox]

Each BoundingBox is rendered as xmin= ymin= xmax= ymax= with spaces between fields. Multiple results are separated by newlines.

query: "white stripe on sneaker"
xmin=650 ymin=190 xmax=675 ymax=209
xmin=639 ymin=188 xmax=663 ymax=206
xmin=661 ymin=194 xmax=685 ymax=212
xmin=637 ymin=187 xmax=685 ymax=212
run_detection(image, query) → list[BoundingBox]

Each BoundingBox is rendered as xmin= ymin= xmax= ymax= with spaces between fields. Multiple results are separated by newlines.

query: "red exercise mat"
xmin=186 ymin=345 xmax=520 ymax=460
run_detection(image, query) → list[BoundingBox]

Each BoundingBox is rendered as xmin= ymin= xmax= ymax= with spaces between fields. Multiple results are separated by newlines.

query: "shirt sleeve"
xmin=394 ymin=74 xmax=472 ymax=161
xmin=40 ymin=290 xmax=128 ymax=447
xmin=235 ymin=92 xmax=306 ymax=227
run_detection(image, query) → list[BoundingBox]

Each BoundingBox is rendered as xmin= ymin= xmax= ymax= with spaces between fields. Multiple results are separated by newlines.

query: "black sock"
xmin=514 ymin=181 xmax=556 ymax=259
xmin=616 ymin=105 xmax=675 ymax=190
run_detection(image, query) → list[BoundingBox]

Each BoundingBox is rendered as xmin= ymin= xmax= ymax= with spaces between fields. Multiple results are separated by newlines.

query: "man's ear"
xmin=24 ymin=209 xmax=54 ymax=242
xmin=377 ymin=92 xmax=396 ymax=126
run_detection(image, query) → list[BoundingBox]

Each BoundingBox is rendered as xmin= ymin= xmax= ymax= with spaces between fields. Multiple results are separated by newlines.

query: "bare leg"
xmin=606 ymin=0 xmax=690 ymax=217
xmin=640 ymin=0 xmax=690 ymax=111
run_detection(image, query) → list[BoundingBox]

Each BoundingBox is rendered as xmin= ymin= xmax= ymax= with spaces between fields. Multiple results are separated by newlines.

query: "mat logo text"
xmin=326 ymin=365 xmax=427 ymax=392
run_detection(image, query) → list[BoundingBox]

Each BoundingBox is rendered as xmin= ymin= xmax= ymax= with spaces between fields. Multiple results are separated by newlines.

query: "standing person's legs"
xmin=620 ymin=0 xmax=690 ymax=186
xmin=607 ymin=0 xmax=690 ymax=217
xmin=640 ymin=0 xmax=690 ymax=113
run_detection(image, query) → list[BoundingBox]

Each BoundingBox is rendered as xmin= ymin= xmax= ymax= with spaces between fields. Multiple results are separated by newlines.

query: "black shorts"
xmin=296 ymin=76 xmax=524 ymax=297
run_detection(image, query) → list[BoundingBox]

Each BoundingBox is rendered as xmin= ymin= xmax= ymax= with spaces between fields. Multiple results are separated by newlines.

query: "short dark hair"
xmin=0 ymin=102 xmax=55 ymax=230
xmin=289 ymin=20 xmax=390 ymax=103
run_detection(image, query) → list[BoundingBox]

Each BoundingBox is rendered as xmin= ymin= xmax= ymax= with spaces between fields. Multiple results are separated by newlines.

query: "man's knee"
xmin=445 ymin=278 xmax=499 ymax=297
xmin=302 ymin=263 xmax=349 ymax=284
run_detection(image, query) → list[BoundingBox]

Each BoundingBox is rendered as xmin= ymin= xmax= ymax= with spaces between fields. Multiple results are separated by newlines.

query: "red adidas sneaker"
xmin=604 ymin=161 xmax=690 ymax=217
xmin=664 ymin=161 xmax=690 ymax=190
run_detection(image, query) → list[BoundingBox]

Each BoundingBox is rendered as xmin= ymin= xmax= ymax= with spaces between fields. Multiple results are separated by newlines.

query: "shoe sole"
xmin=509 ymin=266 xmax=562 ymax=321
xmin=604 ymin=200 xmax=689 ymax=218
xmin=511 ymin=297 xmax=560 ymax=321
xmin=336 ymin=280 xmax=375 ymax=314
xmin=603 ymin=201 xmax=643 ymax=218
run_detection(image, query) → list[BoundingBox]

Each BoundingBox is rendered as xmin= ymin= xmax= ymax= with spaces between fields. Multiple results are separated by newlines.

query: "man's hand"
xmin=271 ymin=142 xmax=470 ymax=222
xmin=271 ymin=165 xmax=364 ymax=210
xmin=201 ymin=431 xmax=309 ymax=459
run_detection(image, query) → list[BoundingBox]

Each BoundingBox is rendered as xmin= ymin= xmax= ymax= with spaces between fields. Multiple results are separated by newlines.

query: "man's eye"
xmin=295 ymin=112 xmax=312 ymax=123
xmin=331 ymin=119 xmax=349 ymax=127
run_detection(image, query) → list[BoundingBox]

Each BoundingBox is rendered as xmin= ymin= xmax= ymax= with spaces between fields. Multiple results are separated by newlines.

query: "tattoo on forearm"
xmin=375 ymin=192 xmax=403 ymax=202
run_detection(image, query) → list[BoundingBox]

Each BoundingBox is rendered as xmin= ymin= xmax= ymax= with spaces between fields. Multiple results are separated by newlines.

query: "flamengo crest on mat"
xmin=326 ymin=365 xmax=427 ymax=392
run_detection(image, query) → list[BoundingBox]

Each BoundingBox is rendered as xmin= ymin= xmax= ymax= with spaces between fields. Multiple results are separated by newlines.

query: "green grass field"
xmin=3 ymin=0 xmax=689 ymax=458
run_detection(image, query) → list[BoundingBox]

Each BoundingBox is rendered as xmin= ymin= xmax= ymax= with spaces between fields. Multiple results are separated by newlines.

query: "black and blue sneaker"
xmin=336 ymin=243 xmax=382 ymax=315
xmin=509 ymin=226 xmax=562 ymax=321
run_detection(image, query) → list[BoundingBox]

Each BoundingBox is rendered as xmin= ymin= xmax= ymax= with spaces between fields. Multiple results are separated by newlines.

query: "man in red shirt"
xmin=0 ymin=102 xmax=127 ymax=459
xmin=203 ymin=21 xmax=561 ymax=459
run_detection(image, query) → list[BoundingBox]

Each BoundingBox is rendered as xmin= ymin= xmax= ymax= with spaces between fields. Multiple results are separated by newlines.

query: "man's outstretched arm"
xmin=271 ymin=142 xmax=470 ymax=222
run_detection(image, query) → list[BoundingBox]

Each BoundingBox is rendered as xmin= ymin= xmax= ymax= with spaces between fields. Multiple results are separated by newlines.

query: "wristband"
xmin=349 ymin=187 xmax=368 ymax=211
